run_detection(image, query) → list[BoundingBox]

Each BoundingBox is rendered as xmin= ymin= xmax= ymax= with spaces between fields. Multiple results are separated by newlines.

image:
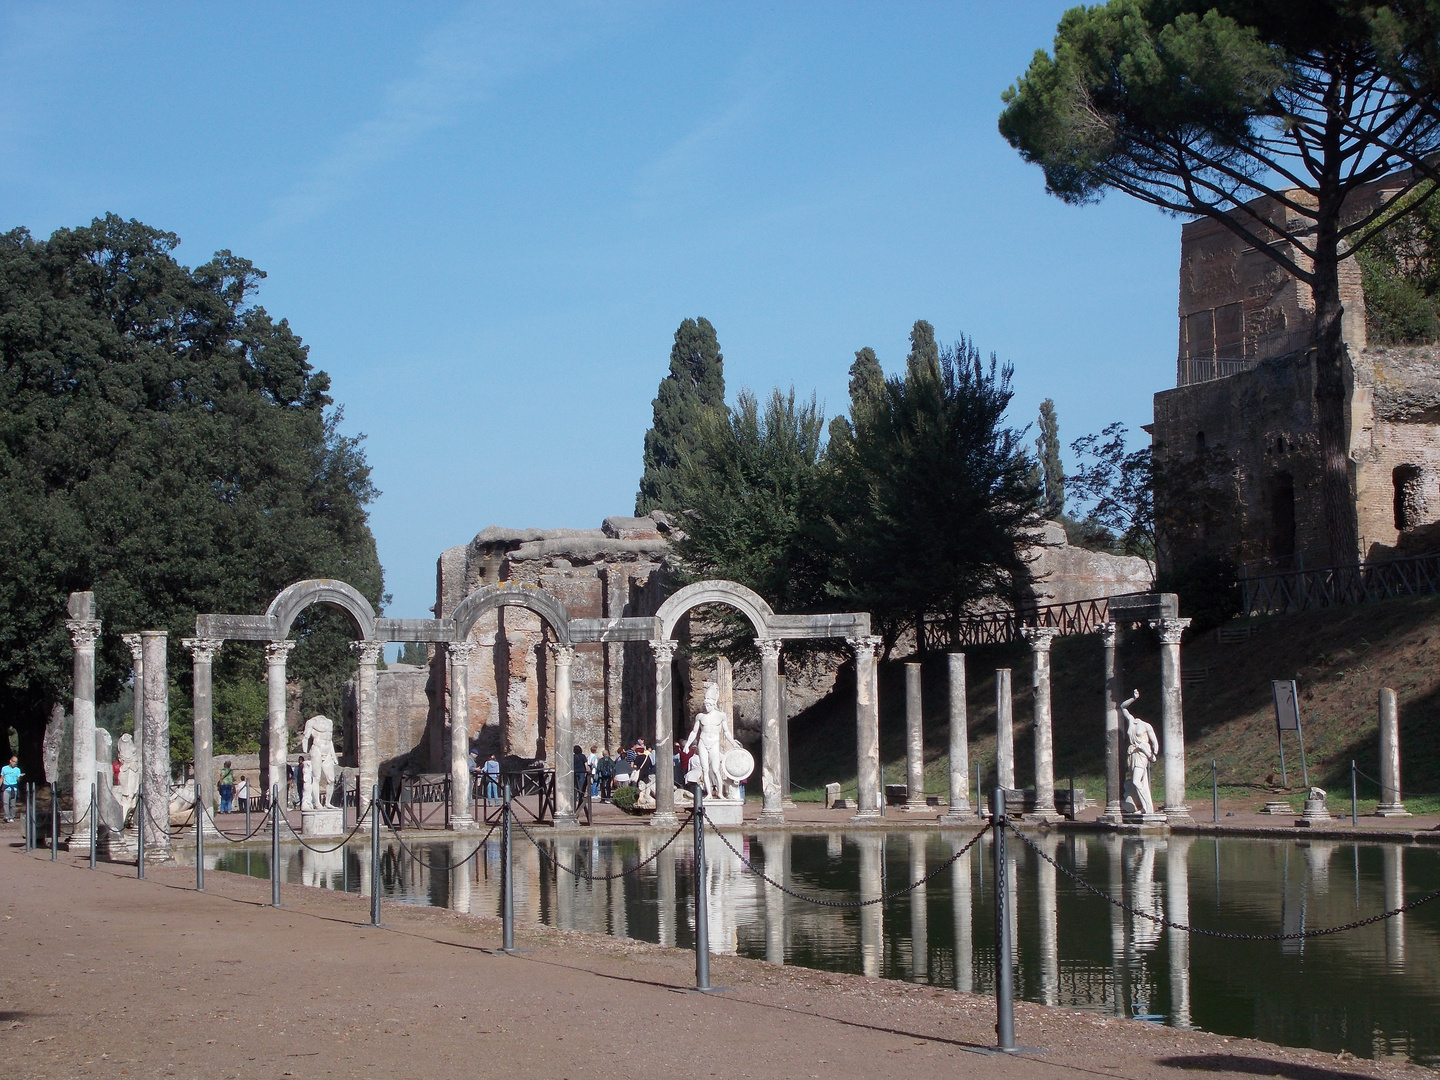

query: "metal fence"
xmin=1241 ymin=551 xmax=1440 ymax=616
xmin=927 ymin=595 xmax=1113 ymax=648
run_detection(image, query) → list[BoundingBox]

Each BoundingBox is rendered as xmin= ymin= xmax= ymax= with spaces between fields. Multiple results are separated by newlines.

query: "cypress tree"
xmin=905 ymin=320 xmax=940 ymax=381
xmin=828 ymin=347 xmax=886 ymax=448
xmin=636 ymin=317 xmax=726 ymax=514
xmin=1036 ymin=398 xmax=1064 ymax=518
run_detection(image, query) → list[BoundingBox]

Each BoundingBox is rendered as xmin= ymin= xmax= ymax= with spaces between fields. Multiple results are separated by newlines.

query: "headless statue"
xmin=301 ymin=714 xmax=338 ymax=810
xmin=1120 ymin=689 xmax=1160 ymax=817
xmin=683 ymin=682 xmax=736 ymax=800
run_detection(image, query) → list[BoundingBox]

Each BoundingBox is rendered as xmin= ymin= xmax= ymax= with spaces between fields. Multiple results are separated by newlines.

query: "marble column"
xmin=447 ymin=640 xmax=478 ymax=829
xmin=1022 ymin=627 xmax=1062 ymax=821
xmin=1151 ymin=618 xmax=1193 ymax=823
xmin=65 ymin=594 xmax=101 ymax=848
xmin=550 ymin=643 xmax=577 ymax=825
xmin=350 ymin=640 xmax=382 ymax=813
xmin=1166 ymin=836 xmax=1193 ymax=1028
xmin=183 ymin=637 xmax=223 ymax=831
xmin=141 ymin=631 xmax=171 ymax=858
xmin=945 ymin=653 xmax=971 ymax=818
xmin=1376 ymin=687 xmax=1409 ymax=816
xmin=1383 ymin=843 xmax=1405 ymax=967
xmin=857 ymin=833 xmax=883 ymax=978
xmin=950 ymin=836 xmax=973 ymax=992
xmin=908 ymin=833 xmax=928 ymax=981
xmin=1100 ymin=623 xmax=1123 ymax=824
xmin=1037 ymin=833 xmax=1059 ymax=1005
xmin=850 ymin=636 xmax=882 ymax=819
xmin=995 ymin=668 xmax=1014 ymax=792
xmin=779 ymin=673 xmax=793 ymax=807
xmin=758 ymin=638 xmax=784 ymax=824
xmin=264 ymin=640 xmax=296 ymax=805
xmin=904 ymin=663 xmax=925 ymax=809
xmin=648 ymin=639 xmax=678 ymax=827
xmin=122 ymin=633 xmax=145 ymax=786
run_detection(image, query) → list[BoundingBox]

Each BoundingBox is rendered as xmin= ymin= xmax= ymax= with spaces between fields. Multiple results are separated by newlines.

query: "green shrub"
xmin=611 ymin=785 xmax=639 ymax=812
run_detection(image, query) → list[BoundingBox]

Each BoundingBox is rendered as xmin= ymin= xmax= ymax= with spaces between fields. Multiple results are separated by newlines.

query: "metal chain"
xmin=198 ymin=800 xmax=273 ymax=843
xmin=1352 ymin=765 xmax=1402 ymax=798
xmin=383 ymin=819 xmax=498 ymax=873
xmin=707 ymin=813 xmax=992 ymax=908
xmin=282 ymin=805 xmax=374 ymax=854
xmin=515 ymin=814 xmax=691 ymax=882
xmin=1005 ymin=821 xmax=1440 ymax=940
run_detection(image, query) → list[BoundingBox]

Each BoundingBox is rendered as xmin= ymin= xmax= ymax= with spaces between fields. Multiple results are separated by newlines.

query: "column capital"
xmin=446 ymin=639 xmax=477 ymax=663
xmin=65 ymin=620 xmax=102 ymax=650
xmin=1149 ymin=617 xmax=1192 ymax=644
xmin=1020 ymin=626 xmax=1061 ymax=651
xmin=547 ymin=642 xmax=576 ymax=665
xmin=181 ymin=637 xmax=224 ymax=662
xmin=756 ymin=637 xmax=783 ymax=662
xmin=348 ymin=639 xmax=383 ymax=665
xmin=847 ymin=634 xmax=883 ymax=659
xmin=1098 ymin=621 xmax=1118 ymax=646
xmin=120 ymin=632 xmax=143 ymax=661
xmin=265 ymin=639 xmax=298 ymax=663
xmin=649 ymin=638 xmax=679 ymax=663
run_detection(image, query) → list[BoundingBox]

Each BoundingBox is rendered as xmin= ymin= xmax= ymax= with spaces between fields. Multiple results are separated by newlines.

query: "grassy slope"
xmin=788 ymin=593 xmax=1440 ymax=808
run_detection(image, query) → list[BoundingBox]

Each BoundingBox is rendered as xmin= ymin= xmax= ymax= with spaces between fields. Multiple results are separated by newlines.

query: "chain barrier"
xmin=707 ymin=813 xmax=993 ymax=908
xmin=198 ymin=800 xmax=274 ymax=843
xmin=1006 ymin=821 xmax=1440 ymax=940
xmin=514 ymin=814 xmax=691 ymax=882
xmin=382 ymin=818 xmax=499 ymax=873
xmin=281 ymin=804 xmax=375 ymax=855
xmin=1352 ymin=765 xmax=1403 ymax=799
xmin=143 ymin=800 xmax=189 ymax=839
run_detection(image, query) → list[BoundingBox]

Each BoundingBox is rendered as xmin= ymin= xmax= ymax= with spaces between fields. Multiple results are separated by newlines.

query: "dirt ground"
xmin=2 ymin=825 xmax=1434 ymax=1080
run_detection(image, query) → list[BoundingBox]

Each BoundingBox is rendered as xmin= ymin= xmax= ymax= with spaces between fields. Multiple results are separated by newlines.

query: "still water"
xmin=183 ymin=829 xmax=1440 ymax=1065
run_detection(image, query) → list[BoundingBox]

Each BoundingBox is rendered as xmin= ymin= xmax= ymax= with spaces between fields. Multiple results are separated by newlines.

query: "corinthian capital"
xmin=446 ymin=640 xmax=476 ymax=663
xmin=547 ymin=642 xmax=576 ymax=666
xmin=1020 ymin=626 xmax=1060 ymax=651
xmin=265 ymin=639 xmax=298 ymax=664
xmin=1149 ymin=617 xmax=1191 ymax=645
xmin=66 ymin=620 xmax=102 ymax=650
xmin=846 ymin=634 xmax=882 ymax=661
xmin=1098 ymin=622 xmax=1118 ymax=647
xmin=182 ymin=637 xmax=224 ymax=663
xmin=649 ymin=639 xmax=679 ymax=663
xmin=348 ymin=640 xmax=383 ymax=665
xmin=756 ymin=638 xmax=783 ymax=662
xmin=121 ymin=632 xmax=143 ymax=662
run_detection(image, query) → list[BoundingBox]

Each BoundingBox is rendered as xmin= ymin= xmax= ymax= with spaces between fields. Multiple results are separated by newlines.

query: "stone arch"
xmin=266 ymin=578 xmax=378 ymax=641
xmin=654 ymin=579 xmax=775 ymax=641
xmin=450 ymin=583 xmax=572 ymax=644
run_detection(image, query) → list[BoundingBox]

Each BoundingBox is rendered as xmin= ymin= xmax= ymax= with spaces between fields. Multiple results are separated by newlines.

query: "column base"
xmin=1026 ymin=808 xmax=1065 ymax=824
xmin=1374 ymin=803 xmax=1411 ymax=817
xmin=650 ymin=812 xmax=679 ymax=829
xmin=1163 ymin=805 xmax=1193 ymax=825
xmin=64 ymin=831 xmax=94 ymax=851
xmin=757 ymin=809 xmax=786 ymax=826
xmin=849 ymin=809 xmax=881 ymax=823
xmin=942 ymin=801 xmax=973 ymax=820
xmin=1102 ymin=803 xmax=1124 ymax=826
xmin=552 ymin=813 xmax=579 ymax=828
xmin=450 ymin=815 xmax=481 ymax=831
xmin=1122 ymin=812 xmax=1169 ymax=829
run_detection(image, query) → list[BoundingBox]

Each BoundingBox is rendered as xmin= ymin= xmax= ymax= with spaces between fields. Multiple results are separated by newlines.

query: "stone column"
xmin=648 ymin=639 xmax=678 ymax=827
xmin=945 ymin=653 xmax=970 ymax=818
xmin=447 ymin=640 xmax=478 ymax=829
xmin=1022 ymin=627 xmax=1062 ymax=822
xmin=908 ymin=833 xmax=928 ymax=981
xmin=550 ymin=643 xmax=577 ymax=825
xmin=141 ymin=631 xmax=171 ymax=858
xmin=350 ymin=640 xmax=382 ymax=813
xmin=995 ymin=668 xmax=1014 ymax=792
xmin=950 ymin=835 xmax=973 ymax=993
xmin=65 ymin=594 xmax=101 ymax=848
xmin=1038 ymin=832 xmax=1059 ymax=1005
xmin=1166 ymin=836 xmax=1194 ymax=1028
xmin=122 ymin=633 xmax=145 ymax=784
xmin=1100 ymin=623 xmax=1123 ymax=824
xmin=904 ymin=662 xmax=925 ymax=809
xmin=779 ymin=673 xmax=793 ymax=807
xmin=183 ymin=637 xmax=223 ymax=831
xmin=857 ymin=833 xmax=883 ymax=978
xmin=849 ymin=636 xmax=882 ymax=819
xmin=757 ymin=638 xmax=784 ymax=823
xmin=1376 ymin=687 xmax=1409 ymax=816
xmin=1151 ymin=618 xmax=1193 ymax=822
xmin=264 ymin=640 xmax=296 ymax=806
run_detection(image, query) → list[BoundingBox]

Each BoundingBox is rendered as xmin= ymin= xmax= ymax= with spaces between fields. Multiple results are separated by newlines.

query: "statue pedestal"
xmin=704 ymin=798 xmax=745 ymax=827
xmin=301 ymin=807 xmax=344 ymax=838
xmin=1121 ymin=812 xmax=1168 ymax=831
xmin=1297 ymin=798 xmax=1332 ymax=827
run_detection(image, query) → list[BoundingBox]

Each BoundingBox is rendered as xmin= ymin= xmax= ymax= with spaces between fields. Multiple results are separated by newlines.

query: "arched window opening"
xmin=1393 ymin=464 xmax=1426 ymax=531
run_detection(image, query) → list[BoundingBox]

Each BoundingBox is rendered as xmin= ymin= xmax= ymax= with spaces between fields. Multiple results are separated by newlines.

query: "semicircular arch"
xmin=266 ymin=579 xmax=378 ymax=641
xmin=655 ymin=580 xmax=775 ymax=641
xmin=450 ymin=584 xmax=572 ymax=644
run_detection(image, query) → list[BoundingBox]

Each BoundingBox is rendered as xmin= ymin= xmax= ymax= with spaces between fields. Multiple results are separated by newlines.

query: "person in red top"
xmin=113 ymin=758 xmax=121 ymax=785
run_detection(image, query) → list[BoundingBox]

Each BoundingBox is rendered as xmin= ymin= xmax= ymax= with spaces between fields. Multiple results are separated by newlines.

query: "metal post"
xmin=370 ymin=785 xmax=381 ymax=927
xmin=89 ymin=783 xmax=97 ymax=870
xmin=992 ymin=788 xmax=1015 ymax=1052
xmin=1296 ymin=718 xmax=1309 ymax=790
xmin=502 ymin=775 xmax=515 ymax=951
xmin=1351 ymin=760 xmax=1358 ymax=827
xmin=196 ymin=802 xmax=205 ymax=892
xmin=1278 ymin=729 xmax=1288 ymax=789
xmin=1068 ymin=775 xmax=1075 ymax=821
xmin=245 ymin=788 xmax=251 ymax=836
xmin=1212 ymin=760 xmax=1219 ymax=824
xmin=51 ymin=785 xmax=58 ymax=861
xmin=136 ymin=793 xmax=145 ymax=878
xmin=694 ymin=787 xmax=710 ymax=990
xmin=25 ymin=783 xmax=32 ymax=851
xmin=270 ymin=784 xmax=281 ymax=907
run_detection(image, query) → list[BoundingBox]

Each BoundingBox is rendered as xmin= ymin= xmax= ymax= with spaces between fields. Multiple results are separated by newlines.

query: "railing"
xmin=1175 ymin=329 xmax=1316 ymax=387
xmin=928 ymin=595 xmax=1113 ymax=648
xmin=480 ymin=765 xmax=555 ymax=825
xmin=394 ymin=776 xmax=450 ymax=830
xmin=1241 ymin=551 xmax=1440 ymax=616
xmin=1177 ymin=357 xmax=1260 ymax=386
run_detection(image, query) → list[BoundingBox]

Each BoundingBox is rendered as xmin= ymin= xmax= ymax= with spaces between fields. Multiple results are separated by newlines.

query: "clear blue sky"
xmin=1 ymin=1 xmax=1179 ymax=635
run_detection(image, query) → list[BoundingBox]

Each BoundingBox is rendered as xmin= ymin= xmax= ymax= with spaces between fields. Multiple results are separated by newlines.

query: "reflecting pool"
xmin=179 ymin=829 xmax=1440 ymax=1065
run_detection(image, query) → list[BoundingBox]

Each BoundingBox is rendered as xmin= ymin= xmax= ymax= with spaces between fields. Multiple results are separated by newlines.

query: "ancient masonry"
xmin=1153 ymin=170 xmax=1440 ymax=571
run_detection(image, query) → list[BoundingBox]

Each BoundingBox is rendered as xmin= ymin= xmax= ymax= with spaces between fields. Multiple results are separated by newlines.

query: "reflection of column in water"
xmin=300 ymin=846 xmax=344 ymax=890
xmin=1302 ymin=840 xmax=1336 ymax=892
xmin=607 ymin=841 xmax=629 ymax=939
xmin=761 ymin=834 xmax=787 ymax=964
xmin=451 ymin=840 xmax=474 ymax=915
xmin=951 ymin=835 xmax=973 ymax=993
xmin=554 ymin=835 xmax=579 ymax=930
xmin=358 ymin=844 xmax=372 ymax=900
xmin=1280 ymin=845 xmax=1304 ymax=957
xmin=1105 ymin=835 xmax=1125 ymax=1016
xmin=705 ymin=832 xmax=742 ymax=955
xmin=656 ymin=839 xmax=677 ymax=948
xmin=857 ymin=833 xmax=883 ymax=978
xmin=1165 ymin=836 xmax=1192 ymax=1028
xmin=517 ymin=839 xmax=541 ymax=927
xmin=1006 ymin=844 xmax=1018 ymax=986
xmin=826 ymin=832 xmax=843 ymax=860
xmin=1383 ymin=844 xmax=1405 ymax=968
xmin=908 ymin=833 xmax=928 ymax=981
xmin=1037 ymin=833 xmax=1058 ymax=1006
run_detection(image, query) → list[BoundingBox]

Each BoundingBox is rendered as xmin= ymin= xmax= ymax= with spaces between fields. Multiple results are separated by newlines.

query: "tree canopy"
xmin=1000 ymin=0 xmax=1440 ymax=564
xmin=636 ymin=316 xmax=726 ymax=514
xmin=0 ymin=214 xmax=384 ymax=777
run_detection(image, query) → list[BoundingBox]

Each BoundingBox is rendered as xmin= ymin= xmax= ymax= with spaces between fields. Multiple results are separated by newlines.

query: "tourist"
xmin=572 ymin=744 xmax=587 ymax=804
xmin=482 ymin=754 xmax=500 ymax=800
xmin=1 ymin=756 xmax=20 ymax=822
xmin=636 ymin=743 xmax=654 ymax=785
xmin=672 ymin=741 xmax=683 ymax=788
xmin=597 ymin=751 xmax=615 ymax=801
xmin=613 ymin=745 xmax=633 ymax=787
xmin=235 ymin=776 xmax=250 ymax=811
xmin=218 ymin=761 xmax=236 ymax=813
xmin=587 ymin=745 xmax=599 ymax=797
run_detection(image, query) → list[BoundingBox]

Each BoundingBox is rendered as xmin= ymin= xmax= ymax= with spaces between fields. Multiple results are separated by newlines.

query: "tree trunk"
xmin=1310 ymin=221 xmax=1359 ymax=567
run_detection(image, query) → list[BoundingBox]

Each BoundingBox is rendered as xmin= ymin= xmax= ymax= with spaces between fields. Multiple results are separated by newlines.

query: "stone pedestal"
xmin=1122 ymin=812 xmax=1169 ymax=830
xmin=704 ymin=798 xmax=745 ymax=827
xmin=301 ymin=807 xmax=344 ymax=838
xmin=1296 ymin=797 xmax=1332 ymax=827
xmin=1260 ymin=800 xmax=1292 ymax=815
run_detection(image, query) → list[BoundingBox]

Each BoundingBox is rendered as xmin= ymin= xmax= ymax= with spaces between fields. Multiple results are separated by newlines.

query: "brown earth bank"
xmin=2 ymin=841 xmax=1435 ymax=1080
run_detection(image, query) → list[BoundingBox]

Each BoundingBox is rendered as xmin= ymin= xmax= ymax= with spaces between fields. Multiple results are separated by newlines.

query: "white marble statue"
xmin=301 ymin=714 xmax=338 ymax=809
xmin=1121 ymin=689 xmax=1160 ymax=817
xmin=301 ymin=758 xmax=316 ymax=810
xmin=169 ymin=779 xmax=196 ymax=826
xmin=683 ymin=682 xmax=737 ymax=799
xmin=115 ymin=733 xmax=140 ymax=819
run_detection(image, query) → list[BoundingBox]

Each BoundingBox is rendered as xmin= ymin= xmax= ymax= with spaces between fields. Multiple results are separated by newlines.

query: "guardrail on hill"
xmin=925 ymin=596 xmax=1113 ymax=648
xmin=1240 ymin=551 xmax=1440 ymax=617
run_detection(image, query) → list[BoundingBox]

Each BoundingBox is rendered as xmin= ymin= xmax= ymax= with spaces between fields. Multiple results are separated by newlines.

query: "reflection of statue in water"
xmin=1121 ymin=689 xmax=1160 ymax=817
xmin=301 ymin=715 xmax=338 ymax=809
xmin=683 ymin=682 xmax=736 ymax=799
xmin=115 ymin=733 xmax=141 ymax=819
